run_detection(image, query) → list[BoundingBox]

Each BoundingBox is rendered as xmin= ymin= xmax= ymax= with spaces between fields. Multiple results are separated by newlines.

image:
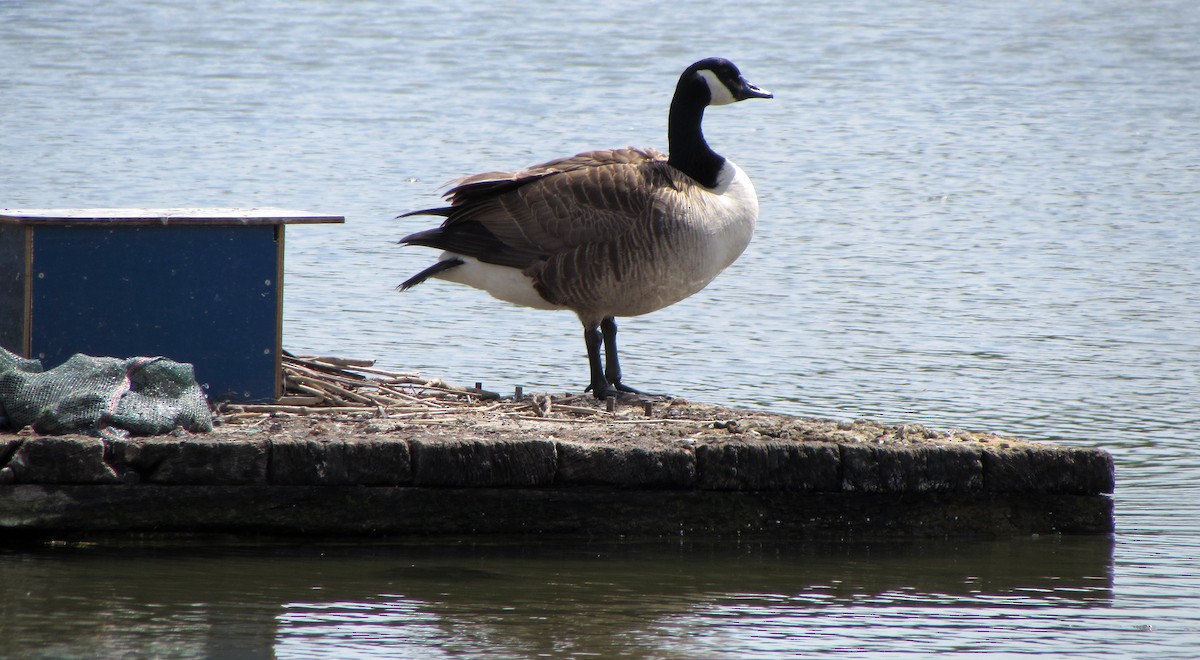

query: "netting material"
xmin=0 ymin=347 xmax=212 ymax=437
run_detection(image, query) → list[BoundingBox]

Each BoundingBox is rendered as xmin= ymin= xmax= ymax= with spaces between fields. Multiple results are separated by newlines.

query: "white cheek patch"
xmin=698 ymin=69 xmax=736 ymax=105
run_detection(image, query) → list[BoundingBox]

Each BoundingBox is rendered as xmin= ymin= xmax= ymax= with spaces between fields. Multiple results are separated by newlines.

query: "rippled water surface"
xmin=2 ymin=0 xmax=1198 ymax=656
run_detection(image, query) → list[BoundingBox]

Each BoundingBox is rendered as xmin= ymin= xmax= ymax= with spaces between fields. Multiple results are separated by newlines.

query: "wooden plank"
xmin=0 ymin=225 xmax=31 ymax=354
xmin=274 ymin=225 xmax=286 ymax=400
xmin=0 ymin=208 xmax=344 ymax=226
xmin=22 ymin=225 xmax=31 ymax=356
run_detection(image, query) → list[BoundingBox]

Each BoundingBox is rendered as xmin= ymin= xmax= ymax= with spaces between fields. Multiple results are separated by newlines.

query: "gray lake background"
xmin=2 ymin=0 xmax=1198 ymax=657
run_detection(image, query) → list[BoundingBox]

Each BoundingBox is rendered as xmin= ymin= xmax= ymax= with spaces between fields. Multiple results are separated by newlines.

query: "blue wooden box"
xmin=0 ymin=208 xmax=343 ymax=402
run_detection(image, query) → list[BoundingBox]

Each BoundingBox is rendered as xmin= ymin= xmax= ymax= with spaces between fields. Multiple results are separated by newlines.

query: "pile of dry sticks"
xmin=217 ymin=354 xmax=653 ymax=423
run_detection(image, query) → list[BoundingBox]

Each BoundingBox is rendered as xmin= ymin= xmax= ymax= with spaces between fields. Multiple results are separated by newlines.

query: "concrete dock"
xmin=0 ymin=402 xmax=1114 ymax=538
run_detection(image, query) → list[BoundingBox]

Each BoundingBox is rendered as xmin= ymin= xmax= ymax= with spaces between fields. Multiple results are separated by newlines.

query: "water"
xmin=0 ymin=537 xmax=1117 ymax=658
xmin=2 ymin=0 xmax=1198 ymax=656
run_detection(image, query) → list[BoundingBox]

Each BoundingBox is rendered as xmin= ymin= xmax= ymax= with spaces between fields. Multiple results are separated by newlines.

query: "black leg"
xmin=583 ymin=322 xmax=613 ymax=399
xmin=600 ymin=317 xmax=643 ymax=394
xmin=600 ymin=317 xmax=622 ymax=387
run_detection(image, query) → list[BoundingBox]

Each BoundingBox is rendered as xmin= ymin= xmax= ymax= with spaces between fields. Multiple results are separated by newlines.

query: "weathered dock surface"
xmin=0 ymin=400 xmax=1114 ymax=538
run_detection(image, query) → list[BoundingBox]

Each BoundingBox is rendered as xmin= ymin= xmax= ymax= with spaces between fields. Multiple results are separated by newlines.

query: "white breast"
xmin=704 ymin=159 xmax=759 ymax=270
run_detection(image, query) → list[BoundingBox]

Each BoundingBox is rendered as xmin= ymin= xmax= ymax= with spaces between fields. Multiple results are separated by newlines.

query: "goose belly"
xmin=602 ymin=227 xmax=752 ymax=316
xmin=435 ymin=254 xmax=566 ymax=311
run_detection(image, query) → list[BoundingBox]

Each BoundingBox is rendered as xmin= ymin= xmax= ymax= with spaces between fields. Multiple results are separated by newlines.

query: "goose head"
xmin=681 ymin=57 xmax=774 ymax=107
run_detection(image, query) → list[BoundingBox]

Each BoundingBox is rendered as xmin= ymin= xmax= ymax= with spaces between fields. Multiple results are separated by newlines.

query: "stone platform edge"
xmin=0 ymin=434 xmax=1115 ymax=537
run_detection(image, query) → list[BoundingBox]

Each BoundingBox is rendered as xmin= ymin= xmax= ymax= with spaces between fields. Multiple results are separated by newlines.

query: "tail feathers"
xmin=399 ymin=222 xmax=538 ymax=270
xmin=396 ymin=206 xmax=453 ymax=219
xmin=398 ymin=226 xmax=446 ymax=248
xmin=399 ymin=258 xmax=465 ymax=291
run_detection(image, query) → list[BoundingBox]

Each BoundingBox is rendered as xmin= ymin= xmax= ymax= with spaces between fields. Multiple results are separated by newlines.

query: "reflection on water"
xmin=0 ymin=537 xmax=1113 ymax=658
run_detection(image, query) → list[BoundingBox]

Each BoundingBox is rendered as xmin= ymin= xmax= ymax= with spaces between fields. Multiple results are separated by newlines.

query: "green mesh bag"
xmin=0 ymin=347 xmax=212 ymax=437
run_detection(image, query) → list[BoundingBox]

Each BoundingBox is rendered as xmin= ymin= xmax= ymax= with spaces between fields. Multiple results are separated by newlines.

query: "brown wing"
xmin=437 ymin=147 xmax=676 ymax=263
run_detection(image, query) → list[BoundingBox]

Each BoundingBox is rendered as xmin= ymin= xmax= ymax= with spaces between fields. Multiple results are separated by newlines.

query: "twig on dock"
xmin=216 ymin=353 xmax=667 ymax=425
xmin=298 ymin=355 xmax=377 ymax=368
xmin=226 ymin=403 xmax=378 ymax=415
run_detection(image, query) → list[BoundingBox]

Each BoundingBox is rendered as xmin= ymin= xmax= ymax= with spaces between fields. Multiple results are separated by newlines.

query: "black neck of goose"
xmin=667 ymin=82 xmax=725 ymax=189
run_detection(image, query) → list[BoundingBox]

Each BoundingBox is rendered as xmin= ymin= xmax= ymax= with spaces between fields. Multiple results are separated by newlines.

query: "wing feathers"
xmin=402 ymin=147 xmax=678 ymax=271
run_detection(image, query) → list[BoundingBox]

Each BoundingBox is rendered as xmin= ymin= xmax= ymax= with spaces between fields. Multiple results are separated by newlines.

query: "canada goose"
xmin=398 ymin=57 xmax=772 ymax=400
